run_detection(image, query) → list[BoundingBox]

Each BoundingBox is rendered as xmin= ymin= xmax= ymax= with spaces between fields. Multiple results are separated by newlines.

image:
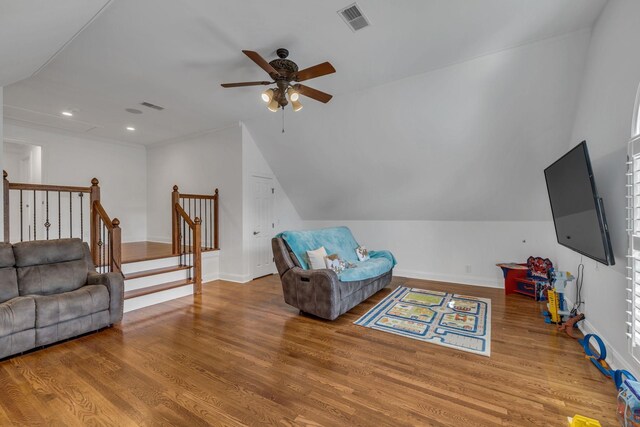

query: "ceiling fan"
xmin=221 ymin=48 xmax=335 ymax=112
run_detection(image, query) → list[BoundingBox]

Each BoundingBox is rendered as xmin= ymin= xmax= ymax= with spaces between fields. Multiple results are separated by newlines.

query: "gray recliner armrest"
xmin=284 ymin=267 xmax=341 ymax=320
xmin=87 ymin=272 xmax=124 ymax=324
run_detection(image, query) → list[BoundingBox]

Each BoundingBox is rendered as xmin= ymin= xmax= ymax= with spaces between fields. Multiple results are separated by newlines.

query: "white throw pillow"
xmin=356 ymin=245 xmax=370 ymax=261
xmin=307 ymin=246 xmax=328 ymax=269
xmin=324 ymin=254 xmax=346 ymax=273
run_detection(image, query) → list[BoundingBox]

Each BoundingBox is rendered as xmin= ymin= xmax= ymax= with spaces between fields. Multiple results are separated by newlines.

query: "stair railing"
xmin=3 ymin=171 xmax=121 ymax=274
xmin=91 ymin=200 xmax=122 ymax=275
xmin=174 ymin=203 xmax=202 ymax=294
xmin=171 ymin=185 xmax=218 ymax=254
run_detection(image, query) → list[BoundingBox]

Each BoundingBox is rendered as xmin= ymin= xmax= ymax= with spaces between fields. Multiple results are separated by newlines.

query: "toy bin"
xmin=618 ymin=379 xmax=640 ymax=426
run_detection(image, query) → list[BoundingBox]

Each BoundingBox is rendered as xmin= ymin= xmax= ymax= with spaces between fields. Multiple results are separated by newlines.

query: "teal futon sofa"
xmin=272 ymin=227 xmax=396 ymax=320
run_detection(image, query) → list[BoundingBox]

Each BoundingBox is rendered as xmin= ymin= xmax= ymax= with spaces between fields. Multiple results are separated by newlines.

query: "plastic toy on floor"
xmin=579 ymin=333 xmax=612 ymax=378
xmin=617 ymin=379 xmax=640 ymax=426
xmin=567 ymin=414 xmax=602 ymax=427
xmin=514 ymin=256 xmax=553 ymax=300
xmin=558 ymin=313 xmax=585 ymax=338
xmin=543 ymin=271 xmax=574 ymax=324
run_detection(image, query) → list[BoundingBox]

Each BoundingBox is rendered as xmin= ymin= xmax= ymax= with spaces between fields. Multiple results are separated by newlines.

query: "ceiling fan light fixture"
xmin=287 ymin=87 xmax=299 ymax=102
xmin=267 ymin=99 xmax=280 ymax=112
xmin=291 ymin=99 xmax=303 ymax=112
xmin=261 ymin=88 xmax=274 ymax=103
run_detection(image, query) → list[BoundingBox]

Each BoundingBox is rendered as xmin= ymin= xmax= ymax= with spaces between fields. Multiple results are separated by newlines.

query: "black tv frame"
xmin=544 ymin=141 xmax=615 ymax=266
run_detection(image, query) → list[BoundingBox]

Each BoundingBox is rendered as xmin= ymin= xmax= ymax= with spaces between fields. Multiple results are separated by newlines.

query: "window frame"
xmin=627 ymin=83 xmax=640 ymax=362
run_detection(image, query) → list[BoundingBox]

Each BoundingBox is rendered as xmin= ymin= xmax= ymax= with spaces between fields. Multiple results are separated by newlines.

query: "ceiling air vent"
xmin=338 ymin=3 xmax=370 ymax=32
xmin=140 ymin=101 xmax=165 ymax=111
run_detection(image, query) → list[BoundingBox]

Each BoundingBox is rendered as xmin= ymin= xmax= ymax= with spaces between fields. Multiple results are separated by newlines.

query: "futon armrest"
xmin=87 ymin=271 xmax=124 ymax=324
xmin=292 ymin=266 xmax=338 ymax=283
xmin=286 ymin=267 xmax=341 ymax=320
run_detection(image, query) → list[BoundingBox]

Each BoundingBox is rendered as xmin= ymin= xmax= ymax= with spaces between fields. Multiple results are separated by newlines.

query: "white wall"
xmin=3 ymin=142 xmax=41 ymax=184
xmin=303 ymin=220 xmax=557 ymax=287
xmin=146 ymin=122 xmax=301 ymax=282
xmin=3 ymin=122 xmax=147 ymax=242
xmin=241 ymin=123 xmax=302 ymax=280
xmin=552 ymin=0 xmax=640 ymax=376
xmin=146 ymin=124 xmax=245 ymax=280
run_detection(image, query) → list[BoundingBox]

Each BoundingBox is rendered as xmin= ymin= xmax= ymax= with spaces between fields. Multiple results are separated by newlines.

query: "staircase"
xmin=3 ymin=173 xmax=220 ymax=314
xmin=121 ymin=246 xmax=195 ymax=312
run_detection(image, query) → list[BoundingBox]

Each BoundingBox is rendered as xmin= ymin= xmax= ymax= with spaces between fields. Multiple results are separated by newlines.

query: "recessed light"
xmin=61 ymin=111 xmax=73 ymax=117
xmin=126 ymin=126 xmax=136 ymax=131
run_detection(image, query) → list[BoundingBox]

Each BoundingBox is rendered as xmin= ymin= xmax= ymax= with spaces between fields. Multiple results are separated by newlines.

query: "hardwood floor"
xmin=122 ymin=241 xmax=174 ymax=263
xmin=0 ymin=275 xmax=618 ymax=426
xmin=122 ymin=241 xmax=217 ymax=263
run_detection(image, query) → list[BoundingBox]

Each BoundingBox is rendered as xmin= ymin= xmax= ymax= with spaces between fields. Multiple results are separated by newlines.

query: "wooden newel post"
xmin=111 ymin=218 xmax=122 ymax=274
xmin=193 ymin=217 xmax=202 ymax=295
xmin=171 ymin=185 xmax=180 ymax=255
xmin=3 ymin=170 xmax=9 ymax=243
xmin=89 ymin=178 xmax=100 ymax=266
xmin=213 ymin=188 xmax=219 ymax=250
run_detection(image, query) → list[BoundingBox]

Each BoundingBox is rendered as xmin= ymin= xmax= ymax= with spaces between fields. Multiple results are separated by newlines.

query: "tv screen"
xmin=544 ymin=141 xmax=614 ymax=265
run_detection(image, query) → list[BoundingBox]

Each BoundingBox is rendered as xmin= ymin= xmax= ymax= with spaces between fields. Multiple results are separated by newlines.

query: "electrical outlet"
xmin=465 ymin=265 xmax=472 ymax=273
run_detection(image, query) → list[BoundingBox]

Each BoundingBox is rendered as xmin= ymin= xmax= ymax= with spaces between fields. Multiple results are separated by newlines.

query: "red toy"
xmin=513 ymin=256 xmax=553 ymax=300
xmin=497 ymin=262 xmax=528 ymax=296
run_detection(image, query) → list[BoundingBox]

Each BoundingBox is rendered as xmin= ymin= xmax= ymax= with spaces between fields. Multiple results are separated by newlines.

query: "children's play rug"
xmin=354 ymin=287 xmax=492 ymax=357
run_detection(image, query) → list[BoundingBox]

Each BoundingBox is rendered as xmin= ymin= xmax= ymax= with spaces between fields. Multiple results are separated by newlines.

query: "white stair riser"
xmin=124 ymin=284 xmax=194 ymax=313
xmin=121 ymin=251 xmax=220 ymax=315
xmin=121 ymin=256 xmax=182 ymax=274
xmin=125 ymin=270 xmax=192 ymax=291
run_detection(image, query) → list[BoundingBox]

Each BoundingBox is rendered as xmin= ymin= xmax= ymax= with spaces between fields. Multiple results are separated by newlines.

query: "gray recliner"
xmin=0 ymin=238 xmax=124 ymax=359
xmin=272 ymin=237 xmax=392 ymax=320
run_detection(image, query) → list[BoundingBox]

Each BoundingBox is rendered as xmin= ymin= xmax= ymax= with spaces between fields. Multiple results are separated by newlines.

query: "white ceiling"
xmin=0 ymin=0 xmax=111 ymax=87
xmin=3 ymin=0 xmax=606 ymax=145
xmin=2 ymin=0 xmax=608 ymax=221
xmin=245 ymin=29 xmax=593 ymax=221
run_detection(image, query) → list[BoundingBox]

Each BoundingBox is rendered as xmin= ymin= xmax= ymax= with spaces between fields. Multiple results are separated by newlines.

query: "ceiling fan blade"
xmin=296 ymin=84 xmax=333 ymax=103
xmin=242 ymin=50 xmax=280 ymax=78
xmin=221 ymin=81 xmax=272 ymax=88
xmin=295 ymin=62 xmax=336 ymax=82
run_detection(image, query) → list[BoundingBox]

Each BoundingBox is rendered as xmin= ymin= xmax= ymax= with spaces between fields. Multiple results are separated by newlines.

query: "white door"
xmin=251 ymin=176 xmax=275 ymax=278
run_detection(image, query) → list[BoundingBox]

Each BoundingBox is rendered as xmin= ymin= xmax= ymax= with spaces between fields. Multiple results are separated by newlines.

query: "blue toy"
xmin=579 ymin=333 xmax=612 ymax=377
xmin=579 ymin=333 xmax=638 ymax=389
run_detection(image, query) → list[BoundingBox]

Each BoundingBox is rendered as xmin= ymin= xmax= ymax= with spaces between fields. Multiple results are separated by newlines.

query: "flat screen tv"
xmin=544 ymin=141 xmax=615 ymax=265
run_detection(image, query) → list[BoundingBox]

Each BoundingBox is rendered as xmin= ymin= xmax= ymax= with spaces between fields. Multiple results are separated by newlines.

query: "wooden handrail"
xmin=93 ymin=201 xmax=117 ymax=230
xmin=173 ymin=202 xmax=202 ymax=294
xmin=175 ymin=203 xmax=196 ymax=227
xmin=3 ymin=171 xmax=120 ymax=275
xmin=91 ymin=200 xmax=122 ymax=274
xmin=171 ymin=185 xmax=219 ymax=254
xmin=213 ymin=188 xmax=219 ymax=251
xmin=3 ymin=171 xmax=9 ymax=241
xmin=179 ymin=194 xmax=217 ymax=200
xmin=7 ymin=183 xmax=92 ymax=193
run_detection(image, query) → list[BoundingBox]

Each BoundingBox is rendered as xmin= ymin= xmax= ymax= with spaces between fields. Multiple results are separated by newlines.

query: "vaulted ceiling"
xmin=0 ymin=0 xmax=111 ymax=87
xmin=2 ymin=0 xmax=608 ymax=220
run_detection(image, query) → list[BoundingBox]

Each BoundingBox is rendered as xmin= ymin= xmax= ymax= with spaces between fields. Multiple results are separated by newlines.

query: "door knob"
xmin=253 ymin=231 xmax=260 ymax=235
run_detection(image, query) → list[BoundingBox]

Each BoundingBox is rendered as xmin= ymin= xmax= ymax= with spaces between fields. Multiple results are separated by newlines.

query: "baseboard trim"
xmin=562 ymin=294 xmax=640 ymax=379
xmin=202 ymin=273 xmax=219 ymax=283
xmin=219 ymin=272 xmax=252 ymax=283
xmin=395 ymin=268 xmax=501 ymax=289
xmin=578 ymin=318 xmax=640 ymax=378
xmin=146 ymin=236 xmax=171 ymax=244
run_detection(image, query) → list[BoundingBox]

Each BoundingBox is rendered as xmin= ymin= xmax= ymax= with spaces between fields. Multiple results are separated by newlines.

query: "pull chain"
xmin=282 ymin=106 xmax=285 ymax=133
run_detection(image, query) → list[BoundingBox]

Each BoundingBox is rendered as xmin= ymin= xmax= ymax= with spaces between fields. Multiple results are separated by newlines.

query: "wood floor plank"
xmin=0 ymin=275 xmax=620 ymax=425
